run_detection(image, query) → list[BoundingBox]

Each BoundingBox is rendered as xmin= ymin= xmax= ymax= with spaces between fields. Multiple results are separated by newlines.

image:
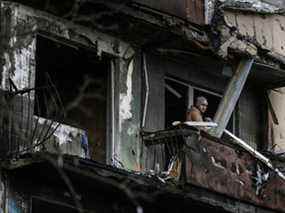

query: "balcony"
xmin=142 ymin=123 xmax=285 ymax=212
xmin=0 ymin=71 xmax=89 ymax=159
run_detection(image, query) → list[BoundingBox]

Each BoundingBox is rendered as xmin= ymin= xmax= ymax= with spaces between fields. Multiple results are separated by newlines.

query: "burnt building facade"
xmin=0 ymin=0 xmax=285 ymax=212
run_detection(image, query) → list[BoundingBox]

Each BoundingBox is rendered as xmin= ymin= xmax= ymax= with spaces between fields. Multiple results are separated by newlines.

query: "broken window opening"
xmin=35 ymin=35 xmax=111 ymax=163
xmin=165 ymin=78 xmax=188 ymax=128
xmin=165 ymin=77 xmax=235 ymax=133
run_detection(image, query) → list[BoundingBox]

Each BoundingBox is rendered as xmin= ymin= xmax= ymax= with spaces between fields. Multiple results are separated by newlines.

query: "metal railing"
xmin=0 ymin=75 xmax=64 ymax=158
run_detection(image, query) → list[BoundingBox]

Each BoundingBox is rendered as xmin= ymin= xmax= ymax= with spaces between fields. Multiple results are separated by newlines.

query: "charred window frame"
xmin=165 ymin=76 xmax=236 ymax=133
xmin=34 ymin=33 xmax=115 ymax=163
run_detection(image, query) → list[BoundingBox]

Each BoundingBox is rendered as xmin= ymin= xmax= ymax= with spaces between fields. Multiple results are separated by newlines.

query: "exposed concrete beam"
xmin=210 ymin=58 xmax=254 ymax=138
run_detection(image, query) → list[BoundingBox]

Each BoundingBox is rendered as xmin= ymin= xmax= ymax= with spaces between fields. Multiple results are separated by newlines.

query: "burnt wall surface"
xmin=133 ymin=0 xmax=205 ymax=24
xmin=185 ymin=133 xmax=285 ymax=212
xmin=237 ymin=83 xmax=266 ymax=150
xmin=142 ymin=53 xmax=165 ymax=170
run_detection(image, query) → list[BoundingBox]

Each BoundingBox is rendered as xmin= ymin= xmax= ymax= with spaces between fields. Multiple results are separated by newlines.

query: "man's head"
xmin=195 ymin=96 xmax=208 ymax=114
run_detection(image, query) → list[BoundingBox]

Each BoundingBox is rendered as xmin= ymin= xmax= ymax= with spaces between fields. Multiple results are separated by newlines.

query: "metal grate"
xmin=0 ymin=73 xmax=65 ymax=158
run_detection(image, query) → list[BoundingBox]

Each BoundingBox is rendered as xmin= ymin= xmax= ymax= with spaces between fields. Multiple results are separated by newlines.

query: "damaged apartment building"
xmin=2 ymin=0 xmax=285 ymax=212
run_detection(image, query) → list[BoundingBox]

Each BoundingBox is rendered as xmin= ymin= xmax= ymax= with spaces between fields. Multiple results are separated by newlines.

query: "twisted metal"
xmin=0 ymin=73 xmax=65 ymax=158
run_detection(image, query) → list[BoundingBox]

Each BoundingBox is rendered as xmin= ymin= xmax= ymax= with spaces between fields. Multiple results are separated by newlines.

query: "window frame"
xmin=34 ymin=33 xmax=115 ymax=162
xmin=165 ymin=76 xmax=236 ymax=133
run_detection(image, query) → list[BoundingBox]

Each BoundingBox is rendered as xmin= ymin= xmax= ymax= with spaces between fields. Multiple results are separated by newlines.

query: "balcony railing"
xmin=0 ymin=76 xmax=88 ymax=159
xmin=142 ymin=122 xmax=285 ymax=212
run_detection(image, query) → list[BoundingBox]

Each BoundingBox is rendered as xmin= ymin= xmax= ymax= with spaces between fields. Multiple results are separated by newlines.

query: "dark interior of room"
xmin=165 ymin=78 xmax=234 ymax=132
xmin=35 ymin=35 xmax=110 ymax=162
xmin=165 ymin=79 xmax=188 ymax=128
xmin=165 ymin=78 xmax=222 ymax=127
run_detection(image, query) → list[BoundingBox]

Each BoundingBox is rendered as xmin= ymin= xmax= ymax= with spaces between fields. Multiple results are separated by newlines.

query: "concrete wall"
xmin=268 ymin=87 xmax=285 ymax=153
xmin=115 ymin=56 xmax=142 ymax=171
xmin=224 ymin=11 xmax=285 ymax=57
xmin=133 ymin=0 xmax=206 ymax=24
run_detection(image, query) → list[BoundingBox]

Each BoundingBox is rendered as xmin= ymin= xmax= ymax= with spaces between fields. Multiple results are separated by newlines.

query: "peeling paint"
xmin=53 ymin=126 xmax=82 ymax=146
xmin=211 ymin=156 xmax=226 ymax=169
xmin=119 ymin=60 xmax=134 ymax=132
xmin=254 ymin=164 xmax=269 ymax=195
xmin=2 ymin=53 xmax=11 ymax=89
xmin=11 ymin=40 xmax=36 ymax=90
xmin=127 ymin=123 xmax=138 ymax=136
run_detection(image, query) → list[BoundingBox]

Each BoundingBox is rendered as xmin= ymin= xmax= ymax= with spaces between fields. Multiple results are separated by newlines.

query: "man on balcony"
xmin=186 ymin=96 xmax=209 ymax=122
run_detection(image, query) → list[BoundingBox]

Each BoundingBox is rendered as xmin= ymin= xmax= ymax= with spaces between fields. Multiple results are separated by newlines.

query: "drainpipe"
xmin=142 ymin=53 xmax=149 ymax=128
